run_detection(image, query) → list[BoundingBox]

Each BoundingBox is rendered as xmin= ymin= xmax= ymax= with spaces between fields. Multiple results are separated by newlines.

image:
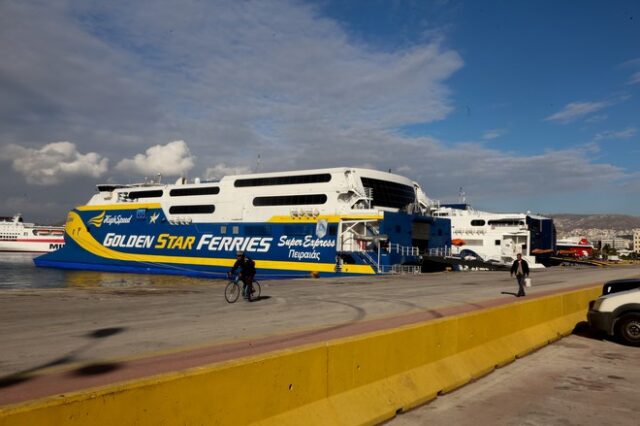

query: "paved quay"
xmin=1 ymin=265 xmax=639 ymax=407
xmin=390 ymin=331 xmax=640 ymax=426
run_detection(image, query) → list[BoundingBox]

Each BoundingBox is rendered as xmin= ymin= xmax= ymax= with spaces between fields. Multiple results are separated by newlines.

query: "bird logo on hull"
xmin=88 ymin=211 xmax=106 ymax=228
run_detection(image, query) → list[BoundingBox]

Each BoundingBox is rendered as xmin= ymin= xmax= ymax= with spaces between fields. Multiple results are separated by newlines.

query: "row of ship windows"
xmin=123 ymin=173 xmax=333 ymax=200
xmin=168 ymin=194 xmax=328 ymax=215
xmin=120 ymin=175 xmax=416 ymax=212
xmin=117 ymin=173 xmax=417 ymax=212
xmin=469 ymin=219 xmax=525 ymax=227
xmin=202 ymin=223 xmax=337 ymax=237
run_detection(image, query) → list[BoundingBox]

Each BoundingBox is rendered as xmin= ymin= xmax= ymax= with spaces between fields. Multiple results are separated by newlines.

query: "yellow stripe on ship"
xmin=267 ymin=214 xmax=383 ymax=223
xmin=76 ymin=203 xmax=162 ymax=211
xmin=64 ymin=212 xmax=375 ymax=275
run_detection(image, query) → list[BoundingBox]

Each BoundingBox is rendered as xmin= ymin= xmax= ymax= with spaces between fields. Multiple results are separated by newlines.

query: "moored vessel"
xmin=0 ymin=214 xmax=65 ymax=253
xmin=35 ymin=168 xmax=451 ymax=278
xmin=556 ymin=238 xmax=594 ymax=258
xmin=431 ymin=204 xmax=556 ymax=268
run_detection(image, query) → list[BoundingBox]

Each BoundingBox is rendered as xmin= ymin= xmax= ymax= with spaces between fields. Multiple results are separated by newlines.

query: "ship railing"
xmin=358 ymin=250 xmax=380 ymax=272
xmin=389 ymin=243 xmax=420 ymax=257
xmin=380 ymin=264 xmax=421 ymax=274
xmin=426 ymin=246 xmax=453 ymax=258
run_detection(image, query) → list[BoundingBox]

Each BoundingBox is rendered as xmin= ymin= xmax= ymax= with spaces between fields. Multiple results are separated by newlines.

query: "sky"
xmin=1 ymin=0 xmax=639 ymax=223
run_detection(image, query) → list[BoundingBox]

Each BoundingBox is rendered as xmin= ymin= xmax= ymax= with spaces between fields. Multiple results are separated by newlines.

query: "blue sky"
xmin=0 ymin=0 xmax=639 ymax=222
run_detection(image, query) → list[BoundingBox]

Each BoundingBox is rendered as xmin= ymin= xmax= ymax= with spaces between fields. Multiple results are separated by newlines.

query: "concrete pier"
xmin=1 ymin=265 xmax=639 ymax=423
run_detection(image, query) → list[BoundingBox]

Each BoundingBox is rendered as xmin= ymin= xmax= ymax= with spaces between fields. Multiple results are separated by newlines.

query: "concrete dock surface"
xmin=390 ymin=332 xmax=640 ymax=426
xmin=1 ymin=265 xmax=639 ymax=412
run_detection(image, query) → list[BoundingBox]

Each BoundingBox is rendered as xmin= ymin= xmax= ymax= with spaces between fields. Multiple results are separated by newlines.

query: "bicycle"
xmin=224 ymin=275 xmax=261 ymax=303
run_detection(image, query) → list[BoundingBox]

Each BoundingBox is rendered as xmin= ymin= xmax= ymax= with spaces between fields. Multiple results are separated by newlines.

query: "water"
xmin=0 ymin=253 xmax=216 ymax=289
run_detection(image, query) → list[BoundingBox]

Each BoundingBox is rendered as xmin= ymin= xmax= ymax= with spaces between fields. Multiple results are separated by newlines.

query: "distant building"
xmin=634 ymin=229 xmax=640 ymax=253
xmin=598 ymin=236 xmax=632 ymax=251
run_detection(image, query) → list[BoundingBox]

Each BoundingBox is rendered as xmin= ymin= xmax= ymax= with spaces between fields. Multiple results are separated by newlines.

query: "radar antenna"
xmin=255 ymin=154 xmax=261 ymax=172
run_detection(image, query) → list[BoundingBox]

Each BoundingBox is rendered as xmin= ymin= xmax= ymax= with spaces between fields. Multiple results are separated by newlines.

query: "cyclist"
xmin=228 ymin=251 xmax=256 ymax=300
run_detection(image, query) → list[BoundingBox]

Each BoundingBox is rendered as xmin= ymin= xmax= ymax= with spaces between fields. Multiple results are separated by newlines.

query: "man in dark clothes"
xmin=510 ymin=253 xmax=529 ymax=297
xmin=229 ymin=251 xmax=256 ymax=299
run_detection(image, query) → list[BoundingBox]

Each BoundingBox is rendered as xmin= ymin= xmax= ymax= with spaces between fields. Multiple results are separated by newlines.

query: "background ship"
xmin=0 ymin=214 xmax=65 ymax=253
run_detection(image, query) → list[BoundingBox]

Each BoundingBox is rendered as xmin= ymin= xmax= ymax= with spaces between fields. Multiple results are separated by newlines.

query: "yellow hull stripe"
xmin=76 ymin=203 xmax=162 ymax=211
xmin=268 ymin=214 xmax=383 ymax=223
xmin=64 ymin=212 xmax=375 ymax=274
xmin=75 ymin=204 xmax=382 ymax=224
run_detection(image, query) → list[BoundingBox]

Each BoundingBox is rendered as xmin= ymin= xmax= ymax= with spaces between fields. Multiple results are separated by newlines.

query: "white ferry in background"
xmin=0 ymin=214 xmax=65 ymax=253
xmin=35 ymin=168 xmax=452 ymax=278
xmin=432 ymin=204 xmax=556 ymax=268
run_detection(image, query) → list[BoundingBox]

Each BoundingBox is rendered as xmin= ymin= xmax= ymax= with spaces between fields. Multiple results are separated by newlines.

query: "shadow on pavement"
xmin=572 ymin=321 xmax=606 ymax=340
xmin=0 ymin=327 xmax=127 ymax=389
xmin=72 ymin=362 xmax=122 ymax=376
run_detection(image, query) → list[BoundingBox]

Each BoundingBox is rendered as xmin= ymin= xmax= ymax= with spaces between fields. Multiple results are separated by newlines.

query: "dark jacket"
xmin=510 ymin=258 xmax=529 ymax=276
xmin=231 ymin=256 xmax=256 ymax=276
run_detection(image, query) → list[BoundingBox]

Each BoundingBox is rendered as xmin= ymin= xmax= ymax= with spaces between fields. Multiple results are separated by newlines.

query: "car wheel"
xmin=616 ymin=313 xmax=640 ymax=347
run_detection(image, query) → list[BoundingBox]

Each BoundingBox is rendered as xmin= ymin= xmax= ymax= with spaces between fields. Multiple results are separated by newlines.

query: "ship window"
xmin=170 ymin=186 xmax=220 ymax=196
xmin=234 ymin=173 xmax=331 ymax=187
xmin=471 ymin=220 xmax=485 ymax=226
xmin=495 ymin=240 xmax=501 ymax=246
xmin=488 ymin=219 xmax=524 ymax=226
xmin=169 ymin=205 xmax=215 ymax=214
xmin=283 ymin=224 xmax=315 ymax=236
xmin=127 ymin=190 xmax=164 ymax=199
xmin=232 ymin=226 xmax=239 ymax=235
xmin=360 ymin=177 xmax=415 ymax=209
xmin=220 ymin=225 xmax=227 ymax=234
xmin=253 ymin=194 xmax=327 ymax=206
xmin=246 ymin=225 xmax=271 ymax=236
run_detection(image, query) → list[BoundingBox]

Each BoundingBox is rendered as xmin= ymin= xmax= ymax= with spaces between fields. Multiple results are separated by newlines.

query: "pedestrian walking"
xmin=510 ymin=253 xmax=529 ymax=297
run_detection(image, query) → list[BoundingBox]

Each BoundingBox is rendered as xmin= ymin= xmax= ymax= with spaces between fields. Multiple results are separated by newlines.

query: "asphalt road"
xmin=1 ymin=265 xmax=639 ymax=379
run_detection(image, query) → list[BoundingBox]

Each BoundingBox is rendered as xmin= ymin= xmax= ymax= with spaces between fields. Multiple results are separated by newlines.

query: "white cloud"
xmin=204 ymin=164 xmax=252 ymax=181
xmin=0 ymin=1 xmax=637 ymax=218
xmin=584 ymin=114 xmax=608 ymax=123
xmin=594 ymin=127 xmax=636 ymax=141
xmin=115 ymin=140 xmax=194 ymax=176
xmin=545 ymin=101 xmax=611 ymax=123
xmin=0 ymin=141 xmax=108 ymax=185
xmin=482 ymin=129 xmax=507 ymax=140
xmin=628 ymin=71 xmax=640 ymax=85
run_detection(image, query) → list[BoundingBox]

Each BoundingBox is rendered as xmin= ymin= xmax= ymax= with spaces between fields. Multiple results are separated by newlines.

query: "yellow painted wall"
xmin=0 ymin=286 xmax=601 ymax=426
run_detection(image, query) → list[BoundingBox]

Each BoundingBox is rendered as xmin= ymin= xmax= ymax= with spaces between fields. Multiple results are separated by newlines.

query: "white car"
xmin=588 ymin=286 xmax=640 ymax=347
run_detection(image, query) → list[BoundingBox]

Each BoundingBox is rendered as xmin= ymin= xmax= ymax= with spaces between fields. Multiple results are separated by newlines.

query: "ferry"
xmin=35 ymin=168 xmax=451 ymax=278
xmin=431 ymin=204 xmax=556 ymax=268
xmin=556 ymin=238 xmax=594 ymax=258
xmin=0 ymin=214 xmax=65 ymax=253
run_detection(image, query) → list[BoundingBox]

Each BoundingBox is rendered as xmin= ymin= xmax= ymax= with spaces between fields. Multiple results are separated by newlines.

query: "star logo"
xmin=149 ymin=212 xmax=160 ymax=224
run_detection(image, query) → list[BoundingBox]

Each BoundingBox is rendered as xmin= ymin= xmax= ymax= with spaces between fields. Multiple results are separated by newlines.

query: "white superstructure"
xmin=88 ymin=167 xmax=433 ymax=221
xmin=0 ymin=214 xmax=65 ymax=253
xmin=432 ymin=204 xmax=554 ymax=268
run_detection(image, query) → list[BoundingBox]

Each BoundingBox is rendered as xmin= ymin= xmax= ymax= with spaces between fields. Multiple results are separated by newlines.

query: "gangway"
xmin=549 ymin=257 xmax=608 ymax=267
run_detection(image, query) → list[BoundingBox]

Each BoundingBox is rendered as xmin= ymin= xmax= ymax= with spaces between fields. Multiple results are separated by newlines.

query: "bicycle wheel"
xmin=251 ymin=281 xmax=261 ymax=300
xmin=224 ymin=281 xmax=240 ymax=303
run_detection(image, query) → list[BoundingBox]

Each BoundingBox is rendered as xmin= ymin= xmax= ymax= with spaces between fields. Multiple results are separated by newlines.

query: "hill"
xmin=548 ymin=214 xmax=640 ymax=234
